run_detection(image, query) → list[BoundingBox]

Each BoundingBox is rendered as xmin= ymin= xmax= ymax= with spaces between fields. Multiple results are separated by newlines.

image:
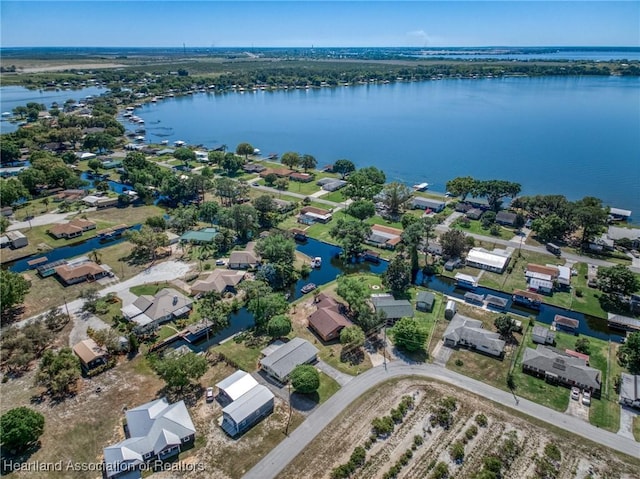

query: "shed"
xmin=219 ymin=385 xmax=274 ymax=437
xmin=216 ymin=370 xmax=259 ymax=404
xmin=416 ymin=291 xmax=435 ymax=312
xmin=444 ymin=300 xmax=457 ymax=320
xmin=531 ymin=325 xmax=555 ymax=345
xmin=72 ymin=338 xmax=108 ymax=371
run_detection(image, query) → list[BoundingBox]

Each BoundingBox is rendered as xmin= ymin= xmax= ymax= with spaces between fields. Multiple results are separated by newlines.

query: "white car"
xmin=570 ymin=387 xmax=580 ymax=401
xmin=205 ymin=387 xmax=214 ymax=402
xmin=582 ymin=390 xmax=591 ymax=406
xmin=215 ymin=259 xmax=226 ymax=266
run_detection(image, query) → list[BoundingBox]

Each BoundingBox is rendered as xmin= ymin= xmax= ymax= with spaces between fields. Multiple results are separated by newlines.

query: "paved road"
xmin=243 ymin=361 xmax=639 ymax=479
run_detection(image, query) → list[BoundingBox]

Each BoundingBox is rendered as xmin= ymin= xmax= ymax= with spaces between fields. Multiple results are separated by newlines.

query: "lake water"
xmin=131 ymin=76 xmax=640 ymax=220
xmin=0 ymin=85 xmax=107 ymax=134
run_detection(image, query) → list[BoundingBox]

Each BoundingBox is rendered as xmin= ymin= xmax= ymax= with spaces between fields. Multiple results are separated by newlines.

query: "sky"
xmin=1 ymin=1 xmax=638 ymax=48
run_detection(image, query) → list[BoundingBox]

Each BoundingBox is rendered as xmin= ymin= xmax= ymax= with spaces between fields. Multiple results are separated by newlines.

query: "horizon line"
xmin=2 ymin=45 xmax=639 ymax=49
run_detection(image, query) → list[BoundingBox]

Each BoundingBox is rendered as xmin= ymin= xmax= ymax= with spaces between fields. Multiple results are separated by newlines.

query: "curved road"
xmin=244 ymin=361 xmax=639 ymax=479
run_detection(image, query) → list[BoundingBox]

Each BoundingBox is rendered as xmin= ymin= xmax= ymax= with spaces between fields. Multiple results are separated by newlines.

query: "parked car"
xmin=205 ymin=387 xmax=214 ymax=402
xmin=582 ymin=390 xmax=591 ymax=406
xmin=215 ymin=259 xmax=226 ymax=266
xmin=571 ymin=387 xmax=580 ymax=401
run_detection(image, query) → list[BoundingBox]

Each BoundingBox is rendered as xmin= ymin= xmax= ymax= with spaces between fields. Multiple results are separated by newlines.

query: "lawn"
xmin=322 ymin=190 xmax=346 ymax=203
xmin=452 ymin=218 xmax=516 ymax=241
xmin=130 ymin=282 xmax=174 ymax=296
xmin=316 ymin=372 xmax=341 ymax=404
xmin=634 ymin=416 xmax=640 ymax=442
xmin=213 ymin=334 xmax=270 ymax=372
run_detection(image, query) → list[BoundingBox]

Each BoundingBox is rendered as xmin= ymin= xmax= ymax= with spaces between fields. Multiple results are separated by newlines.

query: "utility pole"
xmin=383 ymin=325 xmax=387 ymax=371
xmin=63 ymin=296 xmax=71 ymax=321
xmin=285 ymin=382 xmax=292 ymax=436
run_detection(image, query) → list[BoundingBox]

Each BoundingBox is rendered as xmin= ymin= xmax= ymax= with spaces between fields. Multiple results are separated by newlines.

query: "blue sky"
xmin=1 ymin=1 xmax=638 ymax=48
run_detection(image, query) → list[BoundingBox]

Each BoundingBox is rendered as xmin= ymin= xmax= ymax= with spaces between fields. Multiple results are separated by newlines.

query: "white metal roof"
xmin=216 ymin=370 xmax=259 ymax=402
xmin=466 ymin=248 xmax=511 ymax=270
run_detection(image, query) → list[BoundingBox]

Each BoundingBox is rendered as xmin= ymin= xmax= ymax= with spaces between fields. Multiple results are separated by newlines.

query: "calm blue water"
xmin=408 ymin=51 xmax=640 ymax=61
xmin=130 ymin=77 xmax=640 ymax=220
xmin=80 ymin=171 xmax=132 ymax=194
xmin=0 ymin=85 xmax=107 ymax=134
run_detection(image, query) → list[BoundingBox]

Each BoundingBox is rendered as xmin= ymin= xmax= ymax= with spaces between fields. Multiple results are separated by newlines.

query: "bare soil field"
xmin=280 ymin=378 xmax=640 ymax=479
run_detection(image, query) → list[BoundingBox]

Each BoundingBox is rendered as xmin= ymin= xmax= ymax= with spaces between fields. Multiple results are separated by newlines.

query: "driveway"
xmin=316 ymin=359 xmax=353 ymax=387
xmin=619 ymin=405 xmax=639 ymax=440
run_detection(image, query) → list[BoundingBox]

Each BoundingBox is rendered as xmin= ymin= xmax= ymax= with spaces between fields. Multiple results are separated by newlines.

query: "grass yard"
xmin=129 ymin=282 xmax=176 ymax=296
xmin=316 ymin=372 xmax=341 ymax=404
xmin=213 ymin=334 xmax=269 ymax=372
xmin=633 ymin=416 xmax=640 ymax=442
xmin=452 ymin=218 xmax=517 ymax=241
xmin=322 ymin=190 xmax=346 ymax=203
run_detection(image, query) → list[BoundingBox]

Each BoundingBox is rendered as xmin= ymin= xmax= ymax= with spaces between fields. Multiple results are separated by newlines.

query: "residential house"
xmin=495 ymin=211 xmax=517 ymax=226
xmin=454 ymin=273 xmax=478 ymax=289
xmin=371 ymin=295 xmax=414 ymax=325
xmin=48 ymin=218 xmax=96 ymax=239
xmin=366 ymin=224 xmax=403 ymax=250
xmin=179 ymin=227 xmax=218 ymax=245
xmin=609 ymin=208 xmax=632 ymax=222
xmin=606 ymin=225 xmax=640 ymax=250
xmin=444 ymin=258 xmax=462 ymax=271
xmin=443 ymin=313 xmax=506 ymax=358
xmin=219 ymin=384 xmax=274 ymax=437
xmin=464 ymin=292 xmax=485 ymax=305
xmin=82 ymin=195 xmax=119 ymax=209
xmin=512 ymin=289 xmax=543 ymax=309
xmin=122 ymin=288 xmax=193 ymax=332
xmin=272 ymin=199 xmax=294 ymax=213
xmin=299 ymin=206 xmax=332 ymax=224
xmin=55 ymin=261 xmax=109 ymax=286
xmin=607 ymin=313 xmax=640 ymax=333
xmin=260 ymin=167 xmax=293 ymax=178
xmin=531 ymin=325 xmax=556 ymax=345
xmin=416 ymin=291 xmax=435 ymax=312
xmin=72 ymin=338 xmax=108 ymax=372
xmin=619 ymin=373 xmax=640 ymax=409
xmin=455 ymin=202 xmax=473 ymax=213
xmin=411 ymin=197 xmax=446 ymax=213
xmin=259 ymin=337 xmax=319 ymax=383
xmin=228 ymin=242 xmax=260 ymax=269
xmin=191 ymin=269 xmax=245 ymax=296
xmin=102 ymin=398 xmax=196 ymax=479
xmin=1 ymin=207 xmax=13 ymax=217
xmin=289 ymin=172 xmax=313 ymax=182
xmin=321 ymin=180 xmax=347 ymax=192
xmin=216 ymin=370 xmax=259 ymax=404
xmin=243 ymin=163 xmax=266 ymax=173
xmin=522 ymin=345 xmax=601 ymax=394
xmin=465 ymin=208 xmax=484 ymax=220
xmin=308 ymin=293 xmax=353 ymax=341
xmin=465 ymin=247 xmax=513 ymax=274
xmin=0 ymin=231 xmax=28 ymax=249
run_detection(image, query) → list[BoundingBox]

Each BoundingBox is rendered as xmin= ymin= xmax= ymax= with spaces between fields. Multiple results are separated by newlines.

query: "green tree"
xmin=87 ymin=158 xmax=103 ymax=173
xmin=0 ymin=178 xmax=29 ymax=205
xmin=264 ymin=172 xmax=278 ymax=187
xmin=530 ymin=214 xmax=570 ymax=243
xmin=198 ymin=201 xmax=219 ymax=225
xmin=246 ymin=292 xmax=289 ymax=329
xmin=0 ymin=140 xmax=21 ymax=165
xmin=336 ymin=275 xmax=370 ymax=315
xmin=575 ymin=337 xmax=590 ymax=354
xmin=173 ymin=147 xmax=196 ymax=165
xmin=198 ymin=293 xmax=231 ymax=334
xmin=597 ymin=264 xmax=640 ymax=299
xmin=220 ymin=152 xmax=244 ymax=175
xmin=217 ymin=204 xmax=259 ymax=242
xmin=340 ymin=325 xmax=365 ymax=349
xmin=267 ymin=314 xmax=292 ymax=338
xmin=494 ymin=315 xmax=518 ymax=343
xmin=256 ymin=232 xmax=296 ymax=265
xmin=329 ymin=218 xmax=372 ymax=261
xmin=235 ymin=142 xmax=255 ymax=159
xmin=0 ymin=216 xmax=8 ymax=234
xmin=0 ymin=407 xmax=45 ymax=452
xmin=392 ymin=317 xmax=428 ymax=352
xmin=618 ymin=332 xmax=640 ymax=374
xmin=446 ymin=176 xmax=477 ymax=201
xmin=274 ymin=177 xmax=289 ymax=190
xmin=332 ymin=159 xmax=356 ymax=179
xmin=381 ymin=182 xmax=413 ymax=219
xmin=344 ymin=166 xmax=386 ymax=201
xmin=82 ymin=132 xmax=115 ymax=152
xmin=153 ymin=352 xmax=207 ymax=391
xmin=35 ymin=348 xmax=81 ymax=397
xmin=252 ymin=194 xmax=277 ymax=227
xmin=441 ymin=229 xmax=467 ymax=258
xmin=345 ymin=199 xmax=376 ymax=220
xmin=281 ymin=151 xmax=300 ymax=170
xmin=300 ymin=154 xmax=317 ymax=172
xmin=208 ymin=150 xmax=225 ymax=165
xmin=383 ymin=255 xmax=412 ymax=297
xmin=572 ymin=196 xmax=609 ymax=248
xmin=0 ymin=270 xmax=31 ymax=313
xmin=290 ymin=364 xmax=320 ymax=394
xmin=402 ymin=220 xmax=426 ymax=273
xmin=472 ymin=180 xmax=521 ymax=212
xmin=125 ymin=225 xmax=168 ymax=261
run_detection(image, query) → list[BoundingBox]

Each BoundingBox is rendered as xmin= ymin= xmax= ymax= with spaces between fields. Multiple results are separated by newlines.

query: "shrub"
xmin=450 ymin=441 xmax=465 ymax=462
xmin=350 ymin=446 xmax=366 ymax=467
xmin=203 ymin=263 xmax=212 ymax=270
xmin=290 ymin=364 xmax=320 ymax=394
xmin=455 ymin=358 xmax=464 ymax=367
xmin=544 ymin=442 xmax=561 ymax=462
xmin=431 ymin=461 xmax=449 ymax=479
xmin=372 ymin=416 xmax=395 ymax=437
xmin=475 ymin=413 xmax=488 ymax=427
xmin=413 ymin=435 xmax=424 ymax=447
xmin=465 ymin=425 xmax=478 ymax=440
xmin=0 ymin=407 xmax=45 ymax=452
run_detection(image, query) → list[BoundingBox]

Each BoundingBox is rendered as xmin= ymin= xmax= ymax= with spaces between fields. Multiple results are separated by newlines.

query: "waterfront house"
xmin=289 ymin=172 xmax=313 ymax=182
xmin=219 ymin=384 xmax=274 ymax=437
xmin=444 ymin=258 xmax=461 ymax=271
xmin=512 ymin=289 xmax=542 ymax=309
xmin=465 ymin=208 xmax=484 ymax=220
xmin=454 ymin=273 xmax=478 ymax=289
xmin=366 ymin=224 xmax=403 ymax=250
xmin=0 ymin=231 xmax=28 ymax=249
xmin=552 ymin=314 xmax=579 ymax=334
xmin=411 ymin=197 xmax=446 ymax=213
xmin=122 ymin=288 xmax=193 ymax=333
xmin=55 ymin=261 xmax=109 ymax=286
xmin=48 ymin=218 xmax=96 ymax=239
xmin=73 ymin=338 xmax=108 ymax=372
xmin=102 ymin=398 xmax=195 ymax=479
xmin=531 ymin=325 xmax=556 ymax=345
xmin=522 ymin=345 xmax=601 ymax=394
xmin=619 ymin=373 xmax=640 ymax=409
xmin=299 ymin=206 xmax=333 ymax=224
xmin=605 ymin=225 xmax=640 ymax=249
xmin=495 ymin=211 xmax=517 ymax=226
xmin=243 ymin=163 xmax=266 ymax=173
xmin=321 ymin=180 xmax=347 ymax=192
xmin=228 ymin=242 xmax=260 ymax=269
xmin=464 ymin=292 xmax=485 ymax=306
xmin=416 ymin=291 xmax=435 ymax=312
xmin=308 ymin=293 xmax=353 ymax=341
xmin=82 ymin=195 xmax=119 ymax=209
xmin=485 ymin=295 xmax=509 ymax=310
xmin=259 ymin=337 xmax=319 ymax=383
xmin=191 ymin=269 xmax=245 ymax=296
xmin=260 ymin=167 xmax=293 ymax=179
xmin=371 ymin=295 xmax=414 ymax=325
xmin=465 ymin=247 xmax=513 ymax=274
xmin=443 ymin=313 xmax=505 ymax=358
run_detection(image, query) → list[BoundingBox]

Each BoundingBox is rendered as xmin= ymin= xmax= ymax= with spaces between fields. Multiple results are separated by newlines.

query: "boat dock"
xmin=607 ymin=314 xmax=640 ymax=332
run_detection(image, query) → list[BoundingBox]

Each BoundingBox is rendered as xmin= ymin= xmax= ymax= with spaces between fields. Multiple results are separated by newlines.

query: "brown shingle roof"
xmin=73 ymin=338 xmax=107 ymax=365
xmin=55 ymin=261 xmax=106 ymax=282
xmin=526 ymin=264 xmax=559 ymax=277
xmin=300 ymin=206 xmax=331 ymax=216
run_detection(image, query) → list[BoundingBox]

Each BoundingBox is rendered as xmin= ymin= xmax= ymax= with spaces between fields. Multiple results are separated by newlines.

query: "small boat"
xmin=301 ymin=283 xmax=317 ymax=294
xmin=310 ymin=257 xmax=322 ymax=268
xmin=161 ymin=140 xmax=169 ymax=145
xmin=253 ymin=148 xmax=261 ymax=155
xmin=412 ymin=182 xmax=429 ymax=191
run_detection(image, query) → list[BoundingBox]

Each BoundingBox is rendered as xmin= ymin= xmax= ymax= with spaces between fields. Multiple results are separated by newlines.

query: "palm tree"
xmin=90 ymin=249 xmax=102 ymax=264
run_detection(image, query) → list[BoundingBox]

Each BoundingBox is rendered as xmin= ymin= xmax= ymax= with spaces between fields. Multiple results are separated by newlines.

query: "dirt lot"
xmin=280 ymin=379 xmax=640 ymax=479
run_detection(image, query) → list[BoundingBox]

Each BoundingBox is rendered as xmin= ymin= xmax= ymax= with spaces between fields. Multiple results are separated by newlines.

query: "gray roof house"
xmin=259 ymin=337 xmax=319 ymax=383
xmin=522 ymin=345 xmax=602 ymax=393
xmin=228 ymin=242 xmax=260 ymax=269
xmin=416 ymin=291 xmax=435 ymax=312
xmin=371 ymin=295 xmax=414 ymax=324
xmin=495 ymin=211 xmax=517 ymax=226
xmin=443 ymin=314 xmax=506 ymax=357
xmin=216 ymin=370 xmax=259 ymax=404
xmin=122 ymin=288 xmax=193 ymax=332
xmin=102 ymin=398 xmax=196 ymax=479
xmin=531 ymin=325 xmax=556 ymax=345
xmin=411 ymin=197 xmax=446 ymax=213
xmin=619 ymin=373 xmax=640 ymax=409
xmin=219 ymin=384 xmax=274 ymax=437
